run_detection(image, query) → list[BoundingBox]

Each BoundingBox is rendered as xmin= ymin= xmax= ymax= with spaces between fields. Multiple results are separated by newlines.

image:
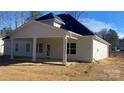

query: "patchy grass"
xmin=0 ymin=52 xmax=124 ymax=81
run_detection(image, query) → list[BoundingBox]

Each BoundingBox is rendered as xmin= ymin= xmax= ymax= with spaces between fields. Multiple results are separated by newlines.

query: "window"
xmin=36 ymin=44 xmax=38 ymax=52
xmin=26 ymin=43 xmax=31 ymax=52
xmin=67 ymin=43 xmax=70 ymax=54
xmin=70 ymin=43 xmax=76 ymax=54
xmin=36 ymin=43 xmax=43 ymax=53
xmin=39 ymin=43 xmax=43 ymax=53
xmin=67 ymin=43 xmax=76 ymax=54
xmin=15 ymin=43 xmax=19 ymax=52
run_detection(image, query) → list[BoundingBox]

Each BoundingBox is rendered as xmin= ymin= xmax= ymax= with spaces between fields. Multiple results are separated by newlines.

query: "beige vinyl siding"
xmin=4 ymin=37 xmax=93 ymax=62
xmin=4 ymin=38 xmax=63 ymax=59
xmin=36 ymin=38 xmax=63 ymax=59
xmin=67 ymin=36 xmax=93 ymax=62
xmin=4 ymin=39 xmax=11 ymax=55
xmin=4 ymin=39 xmax=32 ymax=57
xmin=11 ymin=21 xmax=67 ymax=39
xmin=93 ymin=39 xmax=109 ymax=60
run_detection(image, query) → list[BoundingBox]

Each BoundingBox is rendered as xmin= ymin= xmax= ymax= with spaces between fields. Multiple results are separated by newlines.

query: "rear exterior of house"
xmin=3 ymin=13 xmax=110 ymax=63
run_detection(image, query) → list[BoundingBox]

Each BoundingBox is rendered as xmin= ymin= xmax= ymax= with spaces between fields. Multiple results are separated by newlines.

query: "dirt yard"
xmin=0 ymin=52 xmax=124 ymax=81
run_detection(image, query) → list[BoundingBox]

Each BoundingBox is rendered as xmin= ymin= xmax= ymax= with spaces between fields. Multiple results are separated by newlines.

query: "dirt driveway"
xmin=0 ymin=52 xmax=124 ymax=81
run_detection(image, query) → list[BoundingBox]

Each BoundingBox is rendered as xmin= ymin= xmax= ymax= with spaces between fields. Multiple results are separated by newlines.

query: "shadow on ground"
xmin=0 ymin=56 xmax=65 ymax=66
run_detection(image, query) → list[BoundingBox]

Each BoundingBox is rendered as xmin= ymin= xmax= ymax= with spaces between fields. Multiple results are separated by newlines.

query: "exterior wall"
xmin=36 ymin=38 xmax=63 ymax=59
xmin=4 ymin=39 xmax=32 ymax=57
xmin=4 ymin=38 xmax=63 ymax=59
xmin=4 ymin=36 xmax=109 ymax=62
xmin=11 ymin=21 xmax=66 ymax=39
xmin=93 ymin=39 xmax=109 ymax=61
xmin=4 ymin=37 xmax=93 ymax=62
xmin=67 ymin=36 xmax=93 ymax=62
xmin=13 ymin=39 xmax=32 ymax=57
xmin=4 ymin=39 xmax=11 ymax=55
xmin=0 ymin=38 xmax=4 ymax=54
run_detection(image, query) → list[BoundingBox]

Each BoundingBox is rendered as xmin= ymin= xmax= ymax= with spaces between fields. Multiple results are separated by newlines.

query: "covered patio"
xmin=10 ymin=37 xmax=69 ymax=65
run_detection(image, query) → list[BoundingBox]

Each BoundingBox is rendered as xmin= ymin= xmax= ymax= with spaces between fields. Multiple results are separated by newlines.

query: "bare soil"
xmin=0 ymin=52 xmax=124 ymax=81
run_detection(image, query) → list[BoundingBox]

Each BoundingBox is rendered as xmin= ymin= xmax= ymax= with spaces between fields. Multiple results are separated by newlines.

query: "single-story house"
xmin=4 ymin=13 xmax=110 ymax=64
xmin=0 ymin=36 xmax=4 ymax=55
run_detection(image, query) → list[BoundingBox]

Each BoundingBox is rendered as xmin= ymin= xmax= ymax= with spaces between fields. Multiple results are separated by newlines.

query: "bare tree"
xmin=96 ymin=28 xmax=119 ymax=51
xmin=1 ymin=27 xmax=12 ymax=37
xmin=0 ymin=11 xmax=30 ymax=30
xmin=65 ymin=11 xmax=84 ymax=20
xmin=14 ymin=11 xmax=30 ymax=28
xmin=96 ymin=28 xmax=108 ymax=39
xmin=0 ymin=12 xmax=13 ymax=28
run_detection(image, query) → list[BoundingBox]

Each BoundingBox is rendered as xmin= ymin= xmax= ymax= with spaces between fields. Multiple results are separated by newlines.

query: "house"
xmin=4 ymin=13 xmax=110 ymax=64
xmin=118 ymin=38 xmax=124 ymax=51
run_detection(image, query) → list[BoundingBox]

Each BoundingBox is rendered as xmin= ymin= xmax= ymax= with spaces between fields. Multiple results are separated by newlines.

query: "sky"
xmin=79 ymin=11 xmax=124 ymax=38
xmin=47 ymin=11 xmax=124 ymax=38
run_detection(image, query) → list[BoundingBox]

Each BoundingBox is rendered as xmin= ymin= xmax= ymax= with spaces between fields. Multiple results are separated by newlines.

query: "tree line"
xmin=96 ymin=28 xmax=120 ymax=51
xmin=0 ymin=11 xmax=43 ymax=37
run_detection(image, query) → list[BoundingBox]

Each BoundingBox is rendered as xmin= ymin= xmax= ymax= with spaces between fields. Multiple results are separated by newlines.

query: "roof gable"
xmin=11 ymin=21 xmax=67 ymax=38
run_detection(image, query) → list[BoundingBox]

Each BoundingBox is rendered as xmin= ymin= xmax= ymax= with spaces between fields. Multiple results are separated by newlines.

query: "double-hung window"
xmin=36 ymin=43 xmax=43 ymax=53
xmin=67 ymin=43 xmax=76 ymax=54
xmin=26 ymin=43 xmax=31 ymax=52
xmin=15 ymin=43 xmax=19 ymax=52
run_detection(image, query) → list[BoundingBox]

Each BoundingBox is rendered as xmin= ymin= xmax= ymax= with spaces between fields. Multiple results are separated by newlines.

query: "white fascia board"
xmin=67 ymin=31 xmax=82 ymax=37
xmin=93 ymin=35 xmax=111 ymax=45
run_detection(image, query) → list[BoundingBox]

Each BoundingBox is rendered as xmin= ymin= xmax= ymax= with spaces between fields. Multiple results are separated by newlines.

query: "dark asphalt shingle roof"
xmin=37 ymin=13 xmax=95 ymax=36
xmin=57 ymin=14 xmax=94 ymax=35
xmin=35 ymin=13 xmax=64 ymax=24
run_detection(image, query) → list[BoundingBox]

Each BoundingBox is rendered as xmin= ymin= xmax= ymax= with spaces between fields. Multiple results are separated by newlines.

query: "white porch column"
xmin=32 ymin=38 xmax=37 ymax=62
xmin=63 ymin=36 xmax=67 ymax=65
xmin=10 ymin=38 xmax=14 ymax=59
